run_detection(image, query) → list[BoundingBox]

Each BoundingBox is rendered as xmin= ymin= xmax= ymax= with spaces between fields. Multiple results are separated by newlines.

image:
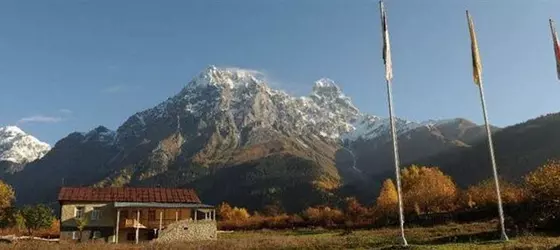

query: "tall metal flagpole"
xmin=380 ymin=1 xmax=407 ymax=246
xmin=466 ymin=10 xmax=508 ymax=241
xmin=477 ymin=82 xmax=509 ymax=241
xmin=386 ymin=78 xmax=408 ymax=246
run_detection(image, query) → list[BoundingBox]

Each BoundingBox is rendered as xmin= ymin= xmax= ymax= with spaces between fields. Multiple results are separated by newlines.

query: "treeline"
xmin=217 ymin=161 xmax=560 ymax=232
xmin=0 ymin=181 xmax=58 ymax=237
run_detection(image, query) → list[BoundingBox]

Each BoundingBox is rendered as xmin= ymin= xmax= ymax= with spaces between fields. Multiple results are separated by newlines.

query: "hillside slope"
xmin=412 ymin=113 xmax=560 ymax=187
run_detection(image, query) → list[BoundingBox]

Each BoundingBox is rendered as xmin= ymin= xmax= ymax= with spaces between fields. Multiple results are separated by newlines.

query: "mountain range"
xmin=1 ymin=66 xmax=558 ymax=212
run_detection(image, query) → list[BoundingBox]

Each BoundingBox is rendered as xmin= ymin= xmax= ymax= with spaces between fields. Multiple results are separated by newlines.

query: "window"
xmin=92 ymin=231 xmax=101 ymax=239
xmin=75 ymin=207 xmax=85 ymax=219
xmin=148 ymin=210 xmax=156 ymax=221
xmin=91 ymin=208 xmax=101 ymax=221
xmin=72 ymin=231 xmax=79 ymax=240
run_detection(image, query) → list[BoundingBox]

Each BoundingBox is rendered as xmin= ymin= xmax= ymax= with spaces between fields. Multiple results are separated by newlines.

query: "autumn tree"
xmin=0 ymin=181 xmax=15 ymax=209
xmin=344 ymin=197 xmax=368 ymax=224
xmin=401 ymin=165 xmax=458 ymax=214
xmin=217 ymin=202 xmax=250 ymax=221
xmin=375 ymin=179 xmax=398 ymax=216
xmin=230 ymin=207 xmax=250 ymax=221
xmin=20 ymin=204 xmax=55 ymax=235
xmin=525 ymin=160 xmax=560 ymax=200
xmin=303 ymin=206 xmax=344 ymax=227
xmin=464 ymin=178 xmax=526 ymax=208
xmin=217 ymin=202 xmax=233 ymax=220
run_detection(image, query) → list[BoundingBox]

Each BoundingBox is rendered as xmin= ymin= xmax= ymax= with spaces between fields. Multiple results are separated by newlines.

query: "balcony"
xmin=120 ymin=218 xmax=181 ymax=229
xmin=117 ymin=207 xmax=216 ymax=230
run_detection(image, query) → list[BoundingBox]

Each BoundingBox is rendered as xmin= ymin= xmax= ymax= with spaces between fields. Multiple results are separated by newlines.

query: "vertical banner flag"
xmin=379 ymin=1 xmax=407 ymax=246
xmin=466 ymin=10 xmax=509 ymax=241
xmin=467 ymin=11 xmax=482 ymax=85
xmin=549 ymin=19 xmax=560 ymax=80
xmin=381 ymin=1 xmax=393 ymax=81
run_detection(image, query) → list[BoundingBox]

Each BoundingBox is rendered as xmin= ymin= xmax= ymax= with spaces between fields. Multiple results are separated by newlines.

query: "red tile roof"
xmin=58 ymin=187 xmax=201 ymax=203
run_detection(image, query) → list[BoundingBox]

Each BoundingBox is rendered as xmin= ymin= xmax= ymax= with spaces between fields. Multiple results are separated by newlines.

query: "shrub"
xmin=464 ymin=178 xmax=527 ymax=208
xmin=303 ymin=206 xmax=344 ymax=228
xmin=525 ymin=160 xmax=560 ymax=200
xmin=217 ymin=202 xmax=250 ymax=222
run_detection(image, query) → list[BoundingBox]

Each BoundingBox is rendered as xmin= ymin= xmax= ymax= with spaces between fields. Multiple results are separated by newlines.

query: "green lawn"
xmin=1 ymin=221 xmax=559 ymax=249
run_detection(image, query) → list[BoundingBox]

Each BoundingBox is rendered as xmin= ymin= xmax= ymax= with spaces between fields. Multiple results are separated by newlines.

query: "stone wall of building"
xmin=155 ymin=219 xmax=217 ymax=243
xmin=60 ymin=227 xmax=114 ymax=242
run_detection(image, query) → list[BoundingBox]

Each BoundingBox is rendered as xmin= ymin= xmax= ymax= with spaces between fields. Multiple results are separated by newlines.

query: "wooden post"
xmin=194 ymin=209 xmax=197 ymax=221
xmin=159 ymin=210 xmax=163 ymax=232
xmin=115 ymin=209 xmax=120 ymax=243
xmin=135 ymin=210 xmax=140 ymax=244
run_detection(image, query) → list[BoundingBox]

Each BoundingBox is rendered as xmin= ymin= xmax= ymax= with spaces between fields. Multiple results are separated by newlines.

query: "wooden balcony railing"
xmin=120 ymin=219 xmax=195 ymax=229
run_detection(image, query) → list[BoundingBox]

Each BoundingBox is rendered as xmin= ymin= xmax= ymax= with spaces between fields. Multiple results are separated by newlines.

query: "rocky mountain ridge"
xmin=4 ymin=66 xmax=494 ymax=212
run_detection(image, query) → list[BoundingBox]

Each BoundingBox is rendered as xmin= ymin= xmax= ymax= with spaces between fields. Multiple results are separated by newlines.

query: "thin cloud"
xmin=58 ymin=109 xmax=73 ymax=115
xmin=222 ymin=66 xmax=280 ymax=87
xmin=223 ymin=67 xmax=264 ymax=77
xmin=17 ymin=115 xmax=63 ymax=125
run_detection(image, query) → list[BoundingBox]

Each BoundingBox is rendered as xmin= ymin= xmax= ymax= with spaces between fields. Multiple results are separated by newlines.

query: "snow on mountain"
xmin=2 ymin=67 xmax=454 ymax=163
xmin=114 ymin=66 xmax=433 ymax=145
xmin=82 ymin=126 xmax=117 ymax=144
xmin=0 ymin=126 xmax=51 ymax=164
xmin=341 ymin=115 xmax=425 ymax=142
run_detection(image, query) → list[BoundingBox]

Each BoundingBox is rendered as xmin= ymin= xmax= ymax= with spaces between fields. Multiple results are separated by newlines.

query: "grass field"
xmin=1 ymin=221 xmax=559 ymax=249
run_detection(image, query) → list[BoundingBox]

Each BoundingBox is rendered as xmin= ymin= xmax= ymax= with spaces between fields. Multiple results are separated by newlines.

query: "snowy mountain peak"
xmin=0 ymin=126 xmax=25 ymax=136
xmin=314 ymin=78 xmax=339 ymax=89
xmin=0 ymin=126 xmax=50 ymax=164
xmin=83 ymin=126 xmax=117 ymax=144
xmin=187 ymin=66 xmax=266 ymax=90
xmin=312 ymin=78 xmax=343 ymax=96
xmin=116 ymin=66 xmax=443 ymax=146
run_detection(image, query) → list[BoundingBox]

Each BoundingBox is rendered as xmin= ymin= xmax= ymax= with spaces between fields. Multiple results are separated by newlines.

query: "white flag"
xmin=380 ymin=1 xmax=393 ymax=81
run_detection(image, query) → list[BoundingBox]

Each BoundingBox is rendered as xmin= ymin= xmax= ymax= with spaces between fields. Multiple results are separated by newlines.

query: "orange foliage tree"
xmin=401 ymin=165 xmax=458 ymax=214
xmin=303 ymin=206 xmax=344 ymax=227
xmin=464 ymin=178 xmax=526 ymax=208
xmin=375 ymin=179 xmax=398 ymax=216
xmin=524 ymin=160 xmax=560 ymax=200
xmin=217 ymin=202 xmax=250 ymax=222
xmin=344 ymin=197 xmax=369 ymax=224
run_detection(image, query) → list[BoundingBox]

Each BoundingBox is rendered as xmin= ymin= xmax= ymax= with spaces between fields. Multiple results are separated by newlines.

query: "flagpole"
xmin=385 ymin=77 xmax=408 ymax=246
xmin=466 ymin=10 xmax=509 ymax=241
xmin=380 ymin=1 xmax=407 ymax=245
xmin=477 ymin=82 xmax=509 ymax=241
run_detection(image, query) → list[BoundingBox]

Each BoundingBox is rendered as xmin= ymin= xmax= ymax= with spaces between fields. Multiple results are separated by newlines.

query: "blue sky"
xmin=1 ymin=0 xmax=560 ymax=145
